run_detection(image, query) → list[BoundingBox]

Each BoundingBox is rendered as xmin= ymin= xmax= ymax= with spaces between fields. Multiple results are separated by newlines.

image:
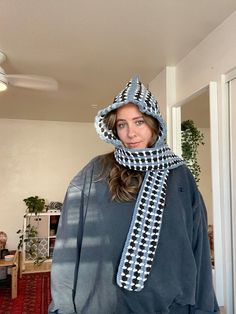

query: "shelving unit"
xmin=22 ymin=212 xmax=60 ymax=272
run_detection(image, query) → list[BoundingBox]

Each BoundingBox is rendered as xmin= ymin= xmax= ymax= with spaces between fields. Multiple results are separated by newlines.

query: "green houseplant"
xmin=23 ymin=196 xmax=45 ymax=215
xmin=17 ymin=223 xmax=47 ymax=265
xmin=181 ymin=119 xmax=205 ymax=184
xmin=17 ymin=196 xmax=47 ymax=265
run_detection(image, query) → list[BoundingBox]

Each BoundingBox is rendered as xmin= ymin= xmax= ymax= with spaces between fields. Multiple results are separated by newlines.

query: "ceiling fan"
xmin=0 ymin=51 xmax=58 ymax=92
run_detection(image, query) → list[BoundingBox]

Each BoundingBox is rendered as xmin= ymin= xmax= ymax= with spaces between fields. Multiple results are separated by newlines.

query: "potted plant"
xmin=17 ymin=196 xmax=48 ymax=265
xmin=181 ymin=119 xmax=205 ymax=184
xmin=23 ymin=196 xmax=45 ymax=215
xmin=17 ymin=225 xmax=48 ymax=265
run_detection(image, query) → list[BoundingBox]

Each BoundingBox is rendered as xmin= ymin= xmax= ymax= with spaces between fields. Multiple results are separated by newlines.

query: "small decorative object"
xmin=23 ymin=196 xmax=45 ymax=215
xmin=4 ymin=254 xmax=14 ymax=262
xmin=181 ymin=119 xmax=205 ymax=184
xmin=50 ymin=229 xmax=55 ymax=236
xmin=47 ymin=201 xmax=63 ymax=213
xmin=0 ymin=231 xmax=7 ymax=249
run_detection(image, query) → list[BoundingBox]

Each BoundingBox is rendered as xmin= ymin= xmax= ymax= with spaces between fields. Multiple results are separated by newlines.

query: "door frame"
xmin=222 ymin=69 xmax=236 ymax=314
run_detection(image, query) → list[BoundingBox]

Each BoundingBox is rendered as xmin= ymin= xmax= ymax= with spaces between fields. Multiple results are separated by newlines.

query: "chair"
xmin=0 ymin=250 xmax=22 ymax=298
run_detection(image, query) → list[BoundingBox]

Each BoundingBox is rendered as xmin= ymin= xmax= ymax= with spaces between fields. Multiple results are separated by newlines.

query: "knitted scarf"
xmin=95 ymin=75 xmax=184 ymax=291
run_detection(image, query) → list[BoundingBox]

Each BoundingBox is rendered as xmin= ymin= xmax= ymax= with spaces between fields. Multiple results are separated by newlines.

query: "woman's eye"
xmin=135 ymin=120 xmax=144 ymax=126
xmin=117 ymin=123 xmax=125 ymax=129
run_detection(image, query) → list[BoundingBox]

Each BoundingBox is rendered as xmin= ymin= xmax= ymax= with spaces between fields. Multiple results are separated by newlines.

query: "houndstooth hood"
xmin=95 ymin=75 xmax=167 ymax=148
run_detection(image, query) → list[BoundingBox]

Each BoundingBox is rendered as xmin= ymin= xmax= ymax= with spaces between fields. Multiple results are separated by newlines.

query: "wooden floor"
xmin=220 ymin=306 xmax=225 ymax=314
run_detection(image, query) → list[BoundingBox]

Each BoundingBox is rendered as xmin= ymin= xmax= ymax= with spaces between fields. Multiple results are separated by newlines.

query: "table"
xmin=0 ymin=250 xmax=22 ymax=299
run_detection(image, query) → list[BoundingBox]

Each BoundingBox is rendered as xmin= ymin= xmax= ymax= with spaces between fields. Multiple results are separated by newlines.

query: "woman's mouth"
xmin=127 ymin=142 xmax=141 ymax=148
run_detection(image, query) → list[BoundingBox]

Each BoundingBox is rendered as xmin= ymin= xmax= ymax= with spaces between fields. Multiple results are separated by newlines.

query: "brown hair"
xmin=100 ymin=107 xmax=160 ymax=202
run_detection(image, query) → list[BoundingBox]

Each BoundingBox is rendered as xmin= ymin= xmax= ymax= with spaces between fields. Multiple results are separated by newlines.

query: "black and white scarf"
xmin=95 ymin=75 xmax=184 ymax=291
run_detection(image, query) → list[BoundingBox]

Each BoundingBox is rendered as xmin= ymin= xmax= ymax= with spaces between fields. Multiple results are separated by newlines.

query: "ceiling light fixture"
xmin=0 ymin=68 xmax=7 ymax=92
xmin=0 ymin=51 xmax=57 ymax=92
xmin=0 ymin=52 xmax=7 ymax=92
xmin=0 ymin=80 xmax=7 ymax=92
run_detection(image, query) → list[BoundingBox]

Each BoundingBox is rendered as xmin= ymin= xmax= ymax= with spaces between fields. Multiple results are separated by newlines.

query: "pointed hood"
xmin=95 ymin=75 xmax=167 ymax=148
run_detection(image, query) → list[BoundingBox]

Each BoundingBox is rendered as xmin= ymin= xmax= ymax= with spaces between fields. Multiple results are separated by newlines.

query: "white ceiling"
xmin=0 ymin=0 xmax=236 ymax=122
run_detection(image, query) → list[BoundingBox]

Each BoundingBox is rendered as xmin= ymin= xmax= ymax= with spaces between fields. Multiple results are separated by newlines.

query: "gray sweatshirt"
xmin=49 ymin=156 xmax=219 ymax=314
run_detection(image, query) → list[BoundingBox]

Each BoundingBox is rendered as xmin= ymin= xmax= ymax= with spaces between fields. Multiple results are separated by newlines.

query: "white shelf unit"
xmin=22 ymin=212 xmax=60 ymax=268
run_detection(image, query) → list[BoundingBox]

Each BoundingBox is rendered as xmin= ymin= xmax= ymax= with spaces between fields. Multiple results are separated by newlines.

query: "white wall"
xmin=175 ymin=11 xmax=236 ymax=102
xmin=149 ymin=69 xmax=167 ymax=120
xmin=0 ymin=119 xmax=111 ymax=250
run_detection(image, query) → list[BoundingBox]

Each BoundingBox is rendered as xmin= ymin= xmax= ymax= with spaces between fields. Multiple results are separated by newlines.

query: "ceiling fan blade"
xmin=6 ymin=74 xmax=58 ymax=91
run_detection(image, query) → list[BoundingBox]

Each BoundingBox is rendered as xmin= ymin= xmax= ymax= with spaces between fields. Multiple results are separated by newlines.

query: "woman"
xmin=49 ymin=76 xmax=219 ymax=314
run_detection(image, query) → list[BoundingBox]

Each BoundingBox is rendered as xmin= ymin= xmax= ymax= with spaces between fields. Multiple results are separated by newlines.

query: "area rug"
xmin=0 ymin=272 xmax=51 ymax=314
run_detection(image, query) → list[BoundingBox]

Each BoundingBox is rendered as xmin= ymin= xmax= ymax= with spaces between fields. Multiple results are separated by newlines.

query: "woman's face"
xmin=116 ymin=103 xmax=153 ymax=149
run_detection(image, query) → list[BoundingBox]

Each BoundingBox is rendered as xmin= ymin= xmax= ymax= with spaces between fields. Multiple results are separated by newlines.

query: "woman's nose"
xmin=127 ymin=125 xmax=136 ymax=138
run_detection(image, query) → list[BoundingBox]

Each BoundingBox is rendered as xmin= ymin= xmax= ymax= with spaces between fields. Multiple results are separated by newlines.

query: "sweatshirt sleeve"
xmin=48 ymin=161 xmax=94 ymax=314
xmin=191 ymin=192 xmax=220 ymax=314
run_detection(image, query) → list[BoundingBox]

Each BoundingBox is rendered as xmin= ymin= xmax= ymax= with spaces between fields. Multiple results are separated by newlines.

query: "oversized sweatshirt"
xmin=48 ymin=156 xmax=219 ymax=314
